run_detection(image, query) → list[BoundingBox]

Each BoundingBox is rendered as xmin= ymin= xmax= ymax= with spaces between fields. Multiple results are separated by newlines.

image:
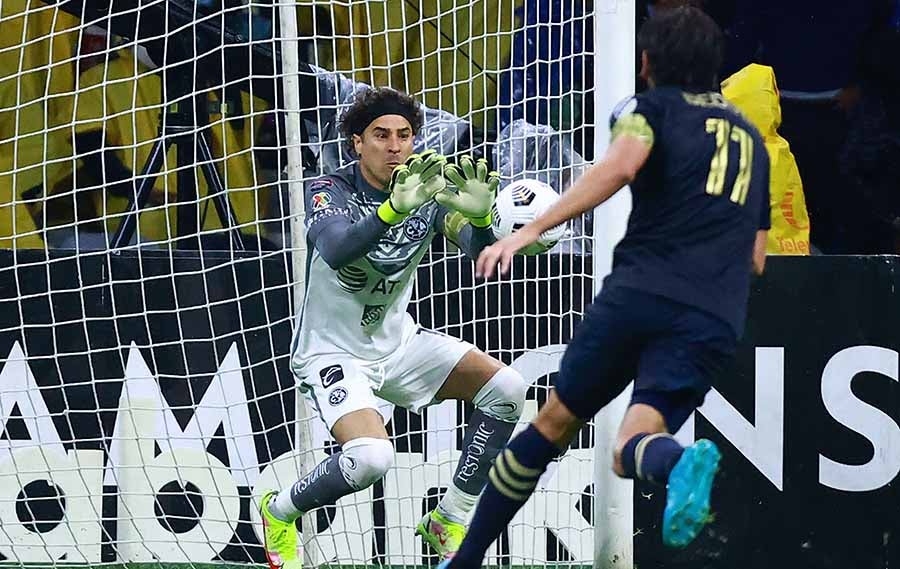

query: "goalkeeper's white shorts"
xmin=296 ymin=327 xmax=474 ymax=430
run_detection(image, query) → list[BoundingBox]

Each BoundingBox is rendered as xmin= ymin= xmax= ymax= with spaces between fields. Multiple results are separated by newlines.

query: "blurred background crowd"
xmin=0 ymin=0 xmax=898 ymax=254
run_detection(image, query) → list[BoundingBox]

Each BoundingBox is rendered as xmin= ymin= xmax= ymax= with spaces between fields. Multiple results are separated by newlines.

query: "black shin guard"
xmin=453 ymin=409 xmax=517 ymax=494
xmin=289 ymin=452 xmax=355 ymax=513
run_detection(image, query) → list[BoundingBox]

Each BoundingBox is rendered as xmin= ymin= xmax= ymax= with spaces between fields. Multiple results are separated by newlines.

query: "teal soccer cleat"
xmin=663 ymin=438 xmax=721 ymax=548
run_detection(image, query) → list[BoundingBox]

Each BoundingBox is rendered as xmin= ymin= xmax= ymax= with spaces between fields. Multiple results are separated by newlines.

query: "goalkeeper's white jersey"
xmin=291 ymin=164 xmax=443 ymax=367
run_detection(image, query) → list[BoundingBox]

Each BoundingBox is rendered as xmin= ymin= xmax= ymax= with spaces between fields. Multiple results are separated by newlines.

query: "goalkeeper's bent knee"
xmin=341 ymin=437 xmax=395 ymax=490
xmin=472 ymin=366 xmax=527 ymax=423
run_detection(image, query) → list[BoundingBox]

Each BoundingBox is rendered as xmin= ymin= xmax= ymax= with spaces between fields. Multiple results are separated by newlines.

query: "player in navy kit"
xmin=441 ymin=7 xmax=771 ymax=566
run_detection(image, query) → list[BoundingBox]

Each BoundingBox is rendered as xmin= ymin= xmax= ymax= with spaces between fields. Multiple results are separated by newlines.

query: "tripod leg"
xmin=196 ymin=131 xmax=247 ymax=251
xmin=110 ymin=137 xmax=171 ymax=249
xmin=176 ymin=128 xmax=200 ymax=250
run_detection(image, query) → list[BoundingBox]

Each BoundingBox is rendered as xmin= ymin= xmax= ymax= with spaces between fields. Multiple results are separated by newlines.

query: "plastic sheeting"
xmin=300 ymin=65 xmax=469 ymax=176
xmin=298 ymin=67 xmax=590 ymax=251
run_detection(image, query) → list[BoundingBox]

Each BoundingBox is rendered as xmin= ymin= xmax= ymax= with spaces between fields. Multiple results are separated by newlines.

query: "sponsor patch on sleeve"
xmin=311 ymin=191 xmax=333 ymax=211
xmin=307 ymin=206 xmax=350 ymax=228
xmin=309 ymin=178 xmax=334 ymax=189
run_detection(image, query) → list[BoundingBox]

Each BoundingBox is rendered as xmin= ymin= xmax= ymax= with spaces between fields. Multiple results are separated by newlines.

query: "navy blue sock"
xmin=450 ymin=425 xmax=561 ymax=569
xmin=621 ymin=433 xmax=685 ymax=485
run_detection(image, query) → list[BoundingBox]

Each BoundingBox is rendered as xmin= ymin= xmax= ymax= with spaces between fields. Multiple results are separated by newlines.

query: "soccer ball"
xmin=491 ymin=179 xmax=566 ymax=255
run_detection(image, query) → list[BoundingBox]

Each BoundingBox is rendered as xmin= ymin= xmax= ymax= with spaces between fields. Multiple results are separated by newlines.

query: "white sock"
xmin=268 ymin=489 xmax=302 ymax=522
xmin=436 ymin=484 xmax=479 ymax=524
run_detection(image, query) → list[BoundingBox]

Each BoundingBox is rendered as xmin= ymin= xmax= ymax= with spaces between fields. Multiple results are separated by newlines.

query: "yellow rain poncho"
xmin=722 ymin=64 xmax=811 ymax=255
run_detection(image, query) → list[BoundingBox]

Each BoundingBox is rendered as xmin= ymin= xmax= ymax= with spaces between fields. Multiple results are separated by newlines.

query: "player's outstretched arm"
xmin=312 ymin=214 xmax=390 ymax=270
xmin=476 ymin=134 xmax=651 ymax=278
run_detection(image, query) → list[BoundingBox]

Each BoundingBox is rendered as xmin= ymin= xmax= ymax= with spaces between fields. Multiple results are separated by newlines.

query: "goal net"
xmin=0 ymin=0 xmax=598 ymax=566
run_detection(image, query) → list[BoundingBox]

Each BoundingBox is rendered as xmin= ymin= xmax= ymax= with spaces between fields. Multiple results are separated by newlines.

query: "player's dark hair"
xmin=638 ymin=6 xmax=724 ymax=92
xmin=339 ymin=87 xmax=423 ymax=154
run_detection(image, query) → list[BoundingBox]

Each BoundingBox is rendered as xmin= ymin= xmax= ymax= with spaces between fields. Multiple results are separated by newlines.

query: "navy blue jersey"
xmin=603 ymin=87 xmax=771 ymax=336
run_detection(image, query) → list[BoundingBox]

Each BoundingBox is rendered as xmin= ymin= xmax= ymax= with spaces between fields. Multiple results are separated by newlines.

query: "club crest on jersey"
xmin=328 ymin=386 xmax=348 ymax=406
xmin=312 ymin=191 xmax=332 ymax=211
xmin=320 ymin=364 xmax=344 ymax=388
xmin=403 ymin=215 xmax=429 ymax=241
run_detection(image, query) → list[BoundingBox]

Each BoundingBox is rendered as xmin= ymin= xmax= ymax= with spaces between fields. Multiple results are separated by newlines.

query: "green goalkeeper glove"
xmin=377 ymin=150 xmax=447 ymax=225
xmin=436 ymin=156 xmax=500 ymax=228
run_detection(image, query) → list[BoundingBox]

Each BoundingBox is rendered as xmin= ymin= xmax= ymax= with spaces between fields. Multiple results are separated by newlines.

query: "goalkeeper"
xmin=260 ymin=87 xmax=527 ymax=568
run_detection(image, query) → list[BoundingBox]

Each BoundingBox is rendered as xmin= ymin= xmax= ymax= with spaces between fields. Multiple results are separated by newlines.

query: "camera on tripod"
xmin=111 ymin=32 xmax=244 ymax=250
xmin=53 ymin=0 xmax=297 ymax=250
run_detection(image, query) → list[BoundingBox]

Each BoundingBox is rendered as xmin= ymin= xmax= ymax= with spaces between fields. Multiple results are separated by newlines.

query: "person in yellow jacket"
xmin=722 ymin=63 xmax=811 ymax=255
xmin=57 ymin=45 xmax=270 ymax=248
xmin=0 ymin=0 xmax=80 ymax=248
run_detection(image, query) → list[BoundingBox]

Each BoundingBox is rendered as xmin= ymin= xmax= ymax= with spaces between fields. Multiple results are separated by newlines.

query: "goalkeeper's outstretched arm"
xmin=304 ymin=175 xmax=393 ymax=269
xmin=306 ymin=151 xmax=449 ymax=270
xmin=436 ymin=209 xmax=495 ymax=260
xmin=311 ymin=213 xmax=391 ymax=270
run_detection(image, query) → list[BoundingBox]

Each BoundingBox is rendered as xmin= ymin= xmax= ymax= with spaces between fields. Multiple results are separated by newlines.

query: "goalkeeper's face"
xmin=354 ymin=115 xmax=415 ymax=189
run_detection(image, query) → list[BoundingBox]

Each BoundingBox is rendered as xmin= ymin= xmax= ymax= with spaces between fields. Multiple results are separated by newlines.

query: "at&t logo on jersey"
xmin=403 ymin=215 xmax=429 ymax=241
xmin=337 ymin=265 xmax=368 ymax=293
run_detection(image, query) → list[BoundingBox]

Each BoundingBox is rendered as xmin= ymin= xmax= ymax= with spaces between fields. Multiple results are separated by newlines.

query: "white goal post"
xmin=591 ymin=1 xmax=636 ymax=568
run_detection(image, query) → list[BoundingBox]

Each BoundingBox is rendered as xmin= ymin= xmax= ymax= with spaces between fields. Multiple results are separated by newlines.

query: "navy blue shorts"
xmin=555 ymin=286 xmax=737 ymax=432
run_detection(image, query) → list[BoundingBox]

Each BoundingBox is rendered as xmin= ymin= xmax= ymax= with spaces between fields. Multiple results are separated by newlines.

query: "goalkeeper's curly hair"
xmin=339 ymin=87 xmax=423 ymax=155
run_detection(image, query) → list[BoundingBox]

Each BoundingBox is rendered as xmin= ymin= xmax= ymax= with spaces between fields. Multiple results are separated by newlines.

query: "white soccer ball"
xmin=491 ymin=179 xmax=566 ymax=255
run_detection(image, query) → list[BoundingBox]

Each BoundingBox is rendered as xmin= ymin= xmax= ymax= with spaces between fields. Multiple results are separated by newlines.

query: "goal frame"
xmin=590 ymin=2 xmax=636 ymax=568
xmin=280 ymin=1 xmax=638 ymax=567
